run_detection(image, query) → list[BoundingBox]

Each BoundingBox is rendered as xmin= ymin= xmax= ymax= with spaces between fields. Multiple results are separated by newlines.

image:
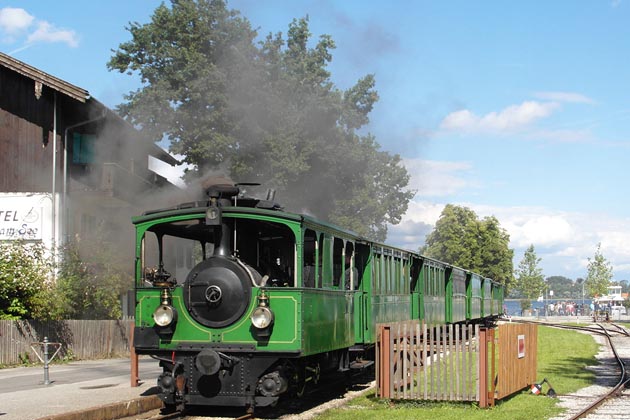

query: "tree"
xmin=513 ymin=245 xmax=545 ymax=310
xmin=422 ymin=204 xmax=514 ymax=291
xmin=584 ymin=242 xmax=613 ymax=298
xmin=619 ymin=280 xmax=630 ymax=294
xmin=55 ymin=238 xmax=130 ymax=320
xmin=0 ymin=241 xmax=57 ymax=319
xmin=546 ymin=276 xmax=575 ymax=298
xmin=108 ymin=0 xmax=413 ymax=241
xmin=476 ymin=215 xmax=514 ymax=292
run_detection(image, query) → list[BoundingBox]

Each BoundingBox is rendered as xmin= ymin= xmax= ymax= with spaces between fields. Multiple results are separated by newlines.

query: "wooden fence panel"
xmin=495 ymin=323 xmax=537 ymax=399
xmin=0 ymin=320 xmax=133 ymax=365
xmin=377 ymin=321 xmax=538 ymax=407
xmin=377 ymin=321 xmax=480 ymax=402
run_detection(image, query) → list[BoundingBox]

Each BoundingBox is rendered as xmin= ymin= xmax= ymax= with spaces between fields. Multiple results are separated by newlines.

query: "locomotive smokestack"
xmin=213 ymin=222 xmax=231 ymax=257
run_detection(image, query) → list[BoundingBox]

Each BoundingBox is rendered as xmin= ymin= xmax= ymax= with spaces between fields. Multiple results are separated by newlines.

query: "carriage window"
xmin=372 ymin=254 xmax=379 ymax=294
xmin=321 ymin=234 xmax=333 ymax=288
xmin=332 ymin=237 xmax=344 ymax=287
xmin=344 ymin=242 xmax=356 ymax=290
xmin=379 ymin=254 xmax=386 ymax=294
xmin=354 ymin=242 xmax=368 ymax=289
xmin=394 ymin=257 xmax=401 ymax=294
xmin=384 ymin=256 xmax=390 ymax=293
xmin=303 ymin=229 xmax=317 ymax=288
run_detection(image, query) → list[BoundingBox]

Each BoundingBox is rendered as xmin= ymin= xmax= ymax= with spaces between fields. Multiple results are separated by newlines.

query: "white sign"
xmin=518 ymin=334 xmax=526 ymax=359
xmin=0 ymin=196 xmax=47 ymax=240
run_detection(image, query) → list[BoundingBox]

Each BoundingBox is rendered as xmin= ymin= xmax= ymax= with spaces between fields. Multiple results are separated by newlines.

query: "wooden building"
xmin=0 ymin=51 xmax=179 ymax=257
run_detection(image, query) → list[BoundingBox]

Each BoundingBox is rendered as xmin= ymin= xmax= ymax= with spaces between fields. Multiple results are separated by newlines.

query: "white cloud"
xmin=0 ymin=7 xmax=78 ymax=48
xmin=533 ymin=91 xmax=595 ymax=104
xmin=402 ymin=158 xmax=477 ymax=197
xmin=440 ymin=101 xmax=559 ymax=133
xmin=503 ymin=214 xmax=574 ymax=247
xmin=0 ymin=7 xmax=34 ymax=41
xmin=26 ymin=21 xmax=78 ymax=47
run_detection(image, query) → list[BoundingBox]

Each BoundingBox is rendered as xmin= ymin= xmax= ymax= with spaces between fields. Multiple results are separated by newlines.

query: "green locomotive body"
xmin=132 ymin=184 xmax=504 ymax=410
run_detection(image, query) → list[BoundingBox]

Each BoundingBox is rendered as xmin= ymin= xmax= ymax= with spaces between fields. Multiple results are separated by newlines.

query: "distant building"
xmin=0 ymin=51 xmax=180 ymax=266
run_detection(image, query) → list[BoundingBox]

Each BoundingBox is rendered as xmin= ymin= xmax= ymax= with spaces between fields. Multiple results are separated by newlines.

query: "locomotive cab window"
xmin=138 ymin=216 xmax=296 ymax=288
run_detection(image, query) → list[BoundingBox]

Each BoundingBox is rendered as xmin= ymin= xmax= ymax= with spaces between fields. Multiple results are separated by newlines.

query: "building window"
xmin=73 ymin=133 xmax=96 ymax=164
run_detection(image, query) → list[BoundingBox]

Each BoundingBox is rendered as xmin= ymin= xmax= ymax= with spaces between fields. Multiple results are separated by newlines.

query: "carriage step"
xmin=350 ymin=360 xmax=374 ymax=370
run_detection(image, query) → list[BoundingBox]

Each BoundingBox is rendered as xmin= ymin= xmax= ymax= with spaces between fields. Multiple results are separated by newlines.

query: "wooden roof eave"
xmin=0 ymin=51 xmax=89 ymax=102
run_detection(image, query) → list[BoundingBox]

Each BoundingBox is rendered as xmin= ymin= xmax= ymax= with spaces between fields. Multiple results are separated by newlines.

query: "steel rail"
xmin=544 ymin=322 xmax=630 ymax=420
xmin=510 ymin=319 xmax=629 ymax=420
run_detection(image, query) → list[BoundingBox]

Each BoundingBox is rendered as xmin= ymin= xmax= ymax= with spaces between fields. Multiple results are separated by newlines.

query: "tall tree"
xmin=108 ymin=0 xmax=413 ymax=240
xmin=422 ymin=204 xmax=514 ymax=291
xmin=514 ymin=245 xmax=545 ymax=302
xmin=585 ymin=242 xmax=613 ymax=298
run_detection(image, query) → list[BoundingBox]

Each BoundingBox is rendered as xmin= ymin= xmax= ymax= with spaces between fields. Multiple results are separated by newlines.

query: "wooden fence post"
xmin=130 ymin=323 xmax=139 ymax=387
xmin=378 ymin=325 xmax=391 ymax=398
xmin=488 ymin=327 xmax=496 ymax=407
xmin=478 ymin=327 xmax=488 ymax=408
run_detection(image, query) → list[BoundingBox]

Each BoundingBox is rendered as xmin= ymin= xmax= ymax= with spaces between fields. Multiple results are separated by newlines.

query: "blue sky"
xmin=2 ymin=1 xmax=630 ymax=282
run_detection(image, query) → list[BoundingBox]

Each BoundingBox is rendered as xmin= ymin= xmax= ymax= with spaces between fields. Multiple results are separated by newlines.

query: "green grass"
xmin=315 ymin=326 xmax=600 ymax=420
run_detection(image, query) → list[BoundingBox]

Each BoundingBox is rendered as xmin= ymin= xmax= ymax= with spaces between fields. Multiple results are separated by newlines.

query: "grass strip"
xmin=316 ymin=325 xmax=599 ymax=420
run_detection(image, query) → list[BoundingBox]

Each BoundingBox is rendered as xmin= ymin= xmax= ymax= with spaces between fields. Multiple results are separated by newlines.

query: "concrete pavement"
xmin=0 ymin=358 xmax=163 ymax=420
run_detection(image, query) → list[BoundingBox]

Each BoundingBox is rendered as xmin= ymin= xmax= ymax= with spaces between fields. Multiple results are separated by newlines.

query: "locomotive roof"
xmin=132 ymin=202 xmax=302 ymax=225
xmin=133 ymin=200 xmax=375 ymax=246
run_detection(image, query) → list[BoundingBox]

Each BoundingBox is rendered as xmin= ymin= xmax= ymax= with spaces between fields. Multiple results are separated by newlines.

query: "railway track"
xmin=540 ymin=322 xmax=630 ymax=420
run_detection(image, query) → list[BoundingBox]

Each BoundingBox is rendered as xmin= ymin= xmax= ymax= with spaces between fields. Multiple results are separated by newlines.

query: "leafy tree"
xmin=55 ymin=237 xmax=130 ymax=320
xmin=584 ymin=242 xmax=613 ymax=298
xmin=546 ymin=275 xmax=575 ymax=299
xmin=422 ymin=204 xmax=514 ymax=292
xmin=476 ymin=215 xmax=514 ymax=292
xmin=108 ymin=0 xmax=413 ymax=241
xmin=514 ymin=245 xmax=545 ymax=307
xmin=0 ymin=241 xmax=58 ymax=319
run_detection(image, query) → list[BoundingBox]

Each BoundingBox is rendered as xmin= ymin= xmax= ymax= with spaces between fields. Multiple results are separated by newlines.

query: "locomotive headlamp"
xmin=153 ymin=304 xmax=177 ymax=327
xmin=153 ymin=288 xmax=177 ymax=327
xmin=205 ymin=205 xmax=222 ymax=226
xmin=251 ymin=306 xmax=274 ymax=329
xmin=251 ymin=291 xmax=274 ymax=330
